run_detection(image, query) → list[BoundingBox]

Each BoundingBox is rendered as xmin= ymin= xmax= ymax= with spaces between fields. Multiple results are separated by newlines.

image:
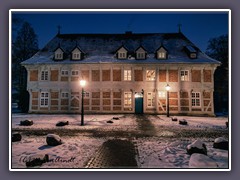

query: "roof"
xmin=22 ymin=32 xmax=220 ymax=65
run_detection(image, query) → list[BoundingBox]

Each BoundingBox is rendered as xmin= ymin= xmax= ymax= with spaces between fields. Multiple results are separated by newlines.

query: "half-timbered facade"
xmin=22 ymin=31 xmax=220 ymax=116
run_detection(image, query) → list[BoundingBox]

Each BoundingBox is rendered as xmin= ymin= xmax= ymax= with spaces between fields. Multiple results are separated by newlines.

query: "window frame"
xmin=136 ymin=52 xmax=145 ymax=59
xmin=40 ymin=92 xmax=49 ymax=107
xmin=40 ymin=70 xmax=48 ymax=81
xmin=158 ymin=91 xmax=166 ymax=98
xmin=124 ymin=69 xmax=132 ymax=81
xmin=71 ymin=70 xmax=79 ymax=76
xmin=118 ymin=52 xmax=127 ymax=59
xmin=191 ymin=92 xmax=201 ymax=107
xmin=61 ymin=92 xmax=69 ymax=99
xmin=180 ymin=70 xmax=189 ymax=81
xmin=61 ymin=70 xmax=69 ymax=76
xmin=124 ymin=92 xmax=132 ymax=108
xmin=147 ymin=92 xmax=156 ymax=108
xmin=158 ymin=52 xmax=166 ymax=59
xmin=146 ymin=70 xmax=156 ymax=81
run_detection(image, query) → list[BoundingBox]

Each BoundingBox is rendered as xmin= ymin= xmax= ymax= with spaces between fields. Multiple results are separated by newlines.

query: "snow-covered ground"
xmin=11 ymin=114 xmax=229 ymax=170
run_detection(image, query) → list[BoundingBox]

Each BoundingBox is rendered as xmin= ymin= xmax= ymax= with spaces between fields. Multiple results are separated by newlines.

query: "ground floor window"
xmin=192 ymin=92 xmax=201 ymax=107
xmin=147 ymin=92 xmax=155 ymax=108
xmin=124 ymin=92 xmax=132 ymax=107
xmin=40 ymin=92 xmax=49 ymax=107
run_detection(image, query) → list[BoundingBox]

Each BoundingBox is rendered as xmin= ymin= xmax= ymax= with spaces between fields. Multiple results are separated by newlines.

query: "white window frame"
xmin=72 ymin=52 xmax=81 ymax=60
xmin=190 ymin=53 xmax=197 ymax=59
xmin=146 ymin=70 xmax=156 ymax=81
xmin=124 ymin=69 xmax=132 ymax=81
xmin=158 ymin=91 xmax=166 ymax=98
xmin=181 ymin=70 xmax=189 ymax=81
xmin=118 ymin=52 xmax=127 ymax=59
xmin=137 ymin=52 xmax=145 ymax=59
xmin=158 ymin=52 xmax=166 ymax=59
xmin=84 ymin=91 xmax=90 ymax=98
xmin=41 ymin=70 xmax=48 ymax=81
xmin=71 ymin=70 xmax=79 ymax=76
xmin=61 ymin=92 xmax=69 ymax=99
xmin=61 ymin=70 xmax=69 ymax=76
xmin=124 ymin=92 xmax=132 ymax=108
xmin=40 ymin=92 xmax=49 ymax=107
xmin=192 ymin=92 xmax=201 ymax=107
xmin=55 ymin=53 xmax=63 ymax=60
xmin=147 ymin=92 xmax=155 ymax=108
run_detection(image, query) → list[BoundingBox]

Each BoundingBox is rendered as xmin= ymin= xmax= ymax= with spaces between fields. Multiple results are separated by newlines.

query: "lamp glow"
xmin=80 ymin=79 xmax=86 ymax=87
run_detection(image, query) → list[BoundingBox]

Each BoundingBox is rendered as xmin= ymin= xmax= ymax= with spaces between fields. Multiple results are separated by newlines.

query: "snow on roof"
xmin=186 ymin=45 xmax=197 ymax=53
xmin=22 ymin=32 xmax=220 ymax=65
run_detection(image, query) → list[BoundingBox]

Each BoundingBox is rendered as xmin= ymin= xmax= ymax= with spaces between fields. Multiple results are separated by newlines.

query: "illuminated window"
xmin=124 ymin=70 xmax=132 ymax=81
xmin=147 ymin=92 xmax=155 ymax=108
xmin=192 ymin=92 xmax=201 ymax=107
xmin=158 ymin=52 xmax=166 ymax=59
xmin=124 ymin=92 xmax=132 ymax=107
xmin=181 ymin=70 xmax=189 ymax=81
xmin=146 ymin=70 xmax=156 ymax=81
xmin=40 ymin=92 xmax=49 ymax=107
xmin=158 ymin=91 xmax=166 ymax=98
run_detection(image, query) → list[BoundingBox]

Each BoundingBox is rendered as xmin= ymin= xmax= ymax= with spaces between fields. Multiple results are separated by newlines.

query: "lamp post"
xmin=165 ymin=84 xmax=171 ymax=117
xmin=80 ymin=79 xmax=86 ymax=126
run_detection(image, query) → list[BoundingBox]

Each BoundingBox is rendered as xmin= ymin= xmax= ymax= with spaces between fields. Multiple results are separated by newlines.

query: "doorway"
xmin=135 ymin=92 xmax=143 ymax=114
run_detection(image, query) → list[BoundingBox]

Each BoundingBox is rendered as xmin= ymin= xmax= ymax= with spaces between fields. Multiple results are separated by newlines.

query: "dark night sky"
xmin=12 ymin=11 xmax=229 ymax=52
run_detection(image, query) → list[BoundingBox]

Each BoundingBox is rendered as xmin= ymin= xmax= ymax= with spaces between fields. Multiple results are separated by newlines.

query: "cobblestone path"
xmin=85 ymin=139 xmax=138 ymax=168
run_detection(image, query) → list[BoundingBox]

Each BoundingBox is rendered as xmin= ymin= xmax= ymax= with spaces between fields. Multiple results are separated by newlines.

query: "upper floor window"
xmin=146 ymin=70 xmax=156 ymax=81
xmin=71 ymin=70 xmax=79 ymax=76
xmin=54 ymin=48 xmax=64 ymax=60
xmin=185 ymin=46 xmax=197 ymax=59
xmin=61 ymin=92 xmax=69 ymax=98
xmin=41 ymin=71 xmax=48 ymax=81
xmin=116 ymin=46 xmax=128 ymax=59
xmin=71 ymin=47 xmax=83 ymax=60
xmin=61 ymin=70 xmax=68 ymax=76
xmin=158 ymin=91 xmax=166 ymax=98
xmin=192 ymin=92 xmax=201 ymax=107
xmin=84 ymin=92 xmax=90 ymax=98
xmin=124 ymin=69 xmax=132 ymax=81
xmin=181 ymin=70 xmax=189 ymax=81
xmin=135 ymin=46 xmax=147 ymax=60
xmin=156 ymin=46 xmax=168 ymax=60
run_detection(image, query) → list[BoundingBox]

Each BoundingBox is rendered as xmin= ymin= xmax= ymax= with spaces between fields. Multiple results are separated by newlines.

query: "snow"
xmin=189 ymin=153 xmax=218 ymax=168
xmin=11 ymin=114 xmax=229 ymax=169
xmin=187 ymin=140 xmax=205 ymax=150
xmin=214 ymin=137 xmax=227 ymax=143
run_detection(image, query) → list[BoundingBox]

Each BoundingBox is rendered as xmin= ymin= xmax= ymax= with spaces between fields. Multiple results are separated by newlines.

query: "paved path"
xmin=86 ymin=139 xmax=138 ymax=168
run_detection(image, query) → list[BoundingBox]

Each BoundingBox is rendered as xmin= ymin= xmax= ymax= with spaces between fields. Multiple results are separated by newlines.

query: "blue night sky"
xmin=12 ymin=11 xmax=229 ymax=52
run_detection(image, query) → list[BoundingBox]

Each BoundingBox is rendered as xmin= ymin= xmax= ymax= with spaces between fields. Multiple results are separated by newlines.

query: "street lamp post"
xmin=80 ymin=79 xmax=86 ymax=126
xmin=165 ymin=84 xmax=171 ymax=117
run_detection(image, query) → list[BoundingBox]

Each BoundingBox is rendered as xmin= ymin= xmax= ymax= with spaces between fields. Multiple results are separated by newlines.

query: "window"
xmin=158 ymin=52 xmax=166 ymax=59
xmin=84 ymin=92 xmax=90 ymax=98
xmin=181 ymin=70 xmax=189 ymax=81
xmin=72 ymin=53 xmax=80 ymax=60
xmin=147 ymin=92 xmax=155 ymax=108
xmin=124 ymin=70 xmax=132 ymax=81
xmin=40 ymin=92 xmax=49 ymax=107
xmin=146 ymin=70 xmax=156 ymax=81
xmin=41 ymin=71 xmax=48 ymax=81
xmin=158 ymin=91 xmax=166 ymax=98
xmin=118 ymin=52 xmax=127 ymax=59
xmin=190 ymin=53 xmax=197 ymax=59
xmin=124 ymin=92 xmax=132 ymax=107
xmin=137 ymin=52 xmax=145 ymax=59
xmin=61 ymin=92 xmax=69 ymax=98
xmin=71 ymin=70 xmax=79 ymax=76
xmin=192 ymin=92 xmax=201 ymax=107
xmin=61 ymin=70 xmax=68 ymax=76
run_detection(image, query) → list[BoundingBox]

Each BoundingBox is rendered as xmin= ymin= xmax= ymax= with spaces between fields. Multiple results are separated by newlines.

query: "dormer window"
xmin=135 ymin=46 xmax=147 ymax=60
xmin=185 ymin=46 xmax=197 ymax=59
xmin=54 ymin=48 xmax=64 ymax=60
xmin=71 ymin=47 xmax=84 ymax=60
xmin=156 ymin=46 xmax=168 ymax=60
xmin=116 ymin=46 xmax=128 ymax=59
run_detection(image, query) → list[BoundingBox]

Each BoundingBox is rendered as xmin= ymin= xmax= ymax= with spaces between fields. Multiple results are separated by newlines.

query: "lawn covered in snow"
xmin=11 ymin=114 xmax=229 ymax=170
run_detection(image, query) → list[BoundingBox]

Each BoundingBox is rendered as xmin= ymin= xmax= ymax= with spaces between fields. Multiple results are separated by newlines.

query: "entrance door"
xmin=135 ymin=92 xmax=143 ymax=114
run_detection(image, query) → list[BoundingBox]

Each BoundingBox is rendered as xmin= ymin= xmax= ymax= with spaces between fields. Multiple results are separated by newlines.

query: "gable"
xmin=136 ymin=47 xmax=146 ymax=53
xmin=157 ymin=47 xmax=167 ymax=53
xmin=72 ymin=48 xmax=82 ymax=54
xmin=55 ymin=48 xmax=64 ymax=54
xmin=118 ymin=47 xmax=128 ymax=53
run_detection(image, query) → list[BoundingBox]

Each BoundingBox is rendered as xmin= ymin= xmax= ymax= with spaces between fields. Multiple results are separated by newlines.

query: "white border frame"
xmin=9 ymin=9 xmax=231 ymax=172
